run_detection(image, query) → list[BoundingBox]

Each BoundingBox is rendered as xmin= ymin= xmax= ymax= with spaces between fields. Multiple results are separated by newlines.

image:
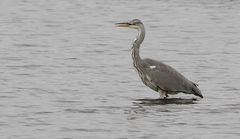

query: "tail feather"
xmin=191 ymin=83 xmax=203 ymax=98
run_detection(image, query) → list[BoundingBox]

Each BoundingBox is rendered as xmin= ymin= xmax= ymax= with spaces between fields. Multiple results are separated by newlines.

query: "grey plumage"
xmin=116 ymin=19 xmax=203 ymax=99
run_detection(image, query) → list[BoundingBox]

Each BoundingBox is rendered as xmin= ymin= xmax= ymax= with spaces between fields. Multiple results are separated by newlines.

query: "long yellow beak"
xmin=115 ymin=22 xmax=130 ymax=27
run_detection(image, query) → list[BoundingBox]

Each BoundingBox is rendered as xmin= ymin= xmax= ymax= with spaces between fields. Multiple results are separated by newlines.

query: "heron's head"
xmin=115 ymin=19 xmax=143 ymax=30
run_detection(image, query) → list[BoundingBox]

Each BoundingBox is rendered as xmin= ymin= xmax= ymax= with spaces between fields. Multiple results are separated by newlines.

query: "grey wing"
xmin=141 ymin=59 xmax=194 ymax=93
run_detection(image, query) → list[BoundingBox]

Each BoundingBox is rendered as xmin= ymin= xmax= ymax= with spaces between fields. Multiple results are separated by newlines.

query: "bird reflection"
xmin=134 ymin=98 xmax=198 ymax=105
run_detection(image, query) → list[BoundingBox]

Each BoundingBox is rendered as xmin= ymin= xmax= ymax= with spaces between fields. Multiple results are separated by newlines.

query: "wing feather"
xmin=141 ymin=59 xmax=193 ymax=93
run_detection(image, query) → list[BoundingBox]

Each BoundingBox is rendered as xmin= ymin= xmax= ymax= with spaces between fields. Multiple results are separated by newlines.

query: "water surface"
xmin=0 ymin=0 xmax=240 ymax=138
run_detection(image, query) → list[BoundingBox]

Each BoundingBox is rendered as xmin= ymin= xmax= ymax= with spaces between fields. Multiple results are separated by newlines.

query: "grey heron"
xmin=116 ymin=19 xmax=203 ymax=99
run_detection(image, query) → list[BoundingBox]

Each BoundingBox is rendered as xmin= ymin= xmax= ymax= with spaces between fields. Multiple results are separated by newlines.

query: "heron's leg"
xmin=159 ymin=91 xmax=168 ymax=99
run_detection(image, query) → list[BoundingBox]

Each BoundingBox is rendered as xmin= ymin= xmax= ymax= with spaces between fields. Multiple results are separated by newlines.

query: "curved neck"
xmin=132 ymin=24 xmax=145 ymax=63
xmin=131 ymin=24 xmax=145 ymax=68
xmin=134 ymin=24 xmax=145 ymax=45
xmin=132 ymin=27 xmax=145 ymax=70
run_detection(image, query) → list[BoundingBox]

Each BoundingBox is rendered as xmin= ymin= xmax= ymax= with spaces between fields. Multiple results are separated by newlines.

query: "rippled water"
xmin=0 ymin=0 xmax=240 ymax=138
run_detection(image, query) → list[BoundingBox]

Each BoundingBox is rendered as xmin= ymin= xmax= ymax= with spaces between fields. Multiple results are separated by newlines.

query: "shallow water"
xmin=0 ymin=0 xmax=240 ymax=138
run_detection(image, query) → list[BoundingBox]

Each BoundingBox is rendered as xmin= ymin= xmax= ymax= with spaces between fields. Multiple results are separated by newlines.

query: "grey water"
xmin=0 ymin=0 xmax=240 ymax=138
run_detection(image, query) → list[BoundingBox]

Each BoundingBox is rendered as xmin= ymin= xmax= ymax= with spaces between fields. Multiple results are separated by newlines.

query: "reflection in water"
xmin=134 ymin=98 xmax=198 ymax=105
xmin=125 ymin=98 xmax=199 ymax=122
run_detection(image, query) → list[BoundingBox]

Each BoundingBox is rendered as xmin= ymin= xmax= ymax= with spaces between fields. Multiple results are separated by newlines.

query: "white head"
xmin=116 ymin=19 xmax=145 ymax=44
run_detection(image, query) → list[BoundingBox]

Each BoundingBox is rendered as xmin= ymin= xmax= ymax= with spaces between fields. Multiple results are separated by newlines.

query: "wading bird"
xmin=116 ymin=19 xmax=203 ymax=99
